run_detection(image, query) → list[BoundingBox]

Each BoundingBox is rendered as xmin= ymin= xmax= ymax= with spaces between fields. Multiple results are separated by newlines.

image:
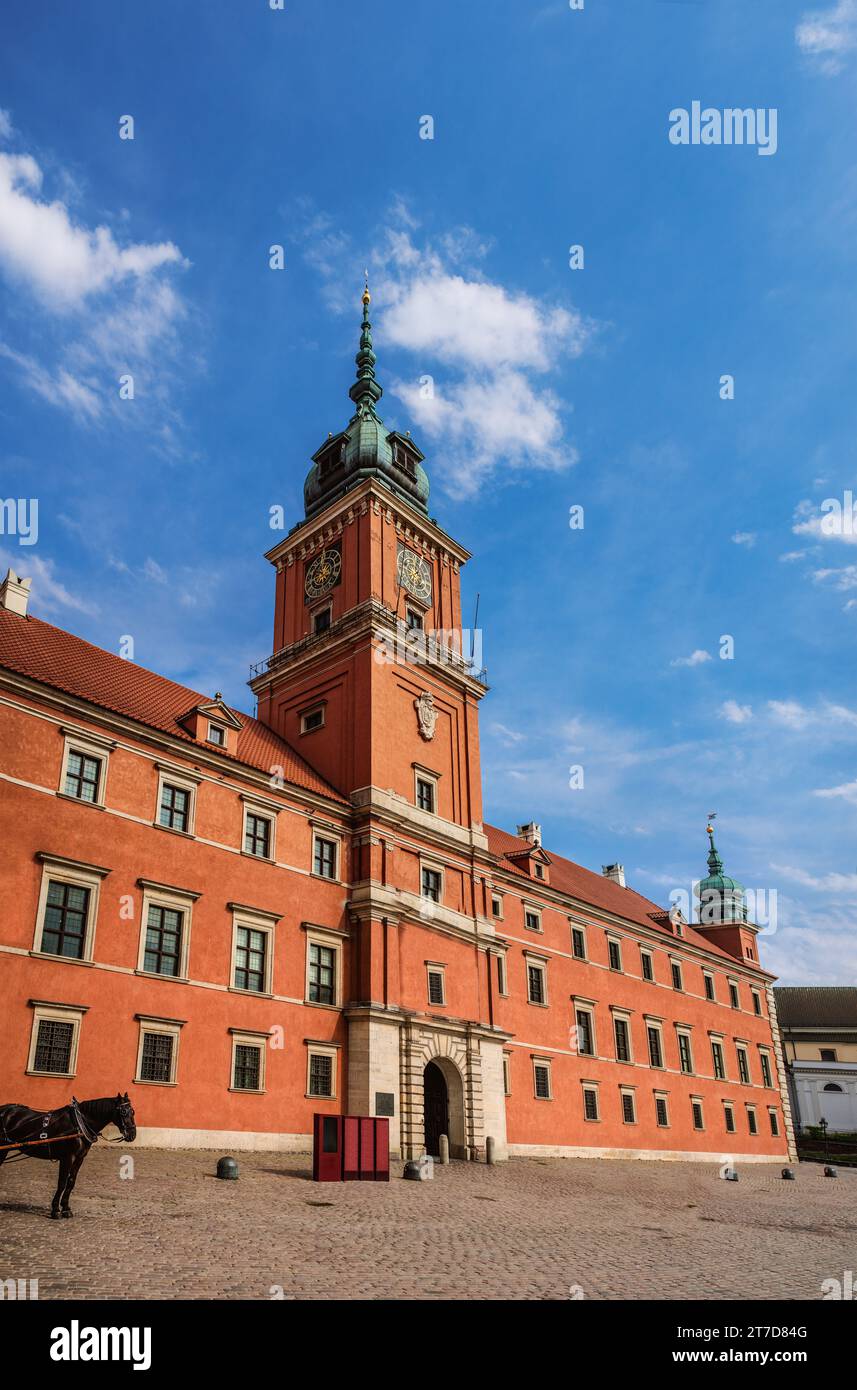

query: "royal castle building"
xmin=0 ymin=289 xmax=795 ymax=1163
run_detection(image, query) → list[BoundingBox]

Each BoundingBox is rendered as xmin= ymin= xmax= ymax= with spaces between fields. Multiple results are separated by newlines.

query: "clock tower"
xmin=250 ymin=285 xmax=507 ymax=1158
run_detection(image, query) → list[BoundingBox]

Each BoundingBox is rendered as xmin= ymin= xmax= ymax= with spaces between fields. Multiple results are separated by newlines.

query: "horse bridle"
xmin=114 ymin=1098 xmax=136 ymax=1142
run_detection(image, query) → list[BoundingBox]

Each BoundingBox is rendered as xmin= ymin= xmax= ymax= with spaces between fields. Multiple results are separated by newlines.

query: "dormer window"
xmin=207 ymin=723 xmax=226 ymax=747
xmin=393 ymin=443 xmax=416 ymax=478
xmin=318 ymin=441 xmax=345 ymax=480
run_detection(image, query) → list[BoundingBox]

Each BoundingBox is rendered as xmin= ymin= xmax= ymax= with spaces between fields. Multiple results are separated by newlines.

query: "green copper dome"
xmin=695 ymin=822 xmax=748 ymax=923
xmin=303 ymin=282 xmax=430 ymax=520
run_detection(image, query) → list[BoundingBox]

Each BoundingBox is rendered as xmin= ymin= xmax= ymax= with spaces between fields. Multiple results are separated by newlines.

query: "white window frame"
xmin=676 ymin=1026 xmax=695 ymax=1076
xmin=134 ymin=1016 xmax=182 ymax=1087
xmin=230 ymin=1029 xmax=268 ymax=1094
xmin=746 ymin=1104 xmax=759 ymax=1136
xmin=494 ymin=951 xmax=508 ymax=998
xmin=306 ymin=1042 xmax=339 ymax=1100
xmin=206 ymin=721 xmax=226 ymax=747
xmin=654 ymin=1091 xmax=670 ymax=1128
xmin=154 ymin=763 xmax=200 ymax=836
xmin=728 ymin=979 xmax=740 ymax=1009
xmin=503 ymin=1052 xmax=512 ymax=1096
xmin=137 ymin=880 xmax=198 ymax=981
xmin=525 ymin=953 xmax=549 ymax=1007
xmin=582 ymin=1083 xmax=600 ymax=1122
xmin=426 ymin=962 xmax=446 ymax=1006
xmin=768 ymin=1107 xmax=780 ymax=1137
xmin=304 ymin=925 xmax=343 ymax=1008
xmin=570 ymin=921 xmax=588 ymax=961
xmin=670 ymin=957 xmax=684 ymax=992
xmin=691 ymin=1096 xmax=705 ymax=1131
xmin=312 ymin=828 xmax=341 ymax=882
xmin=58 ymin=726 xmax=114 ymax=807
xmin=419 ymin=857 xmax=444 ymax=904
xmin=751 ymin=988 xmax=762 ymax=1016
xmin=645 ymin=1017 xmax=665 ymax=1070
xmin=413 ymin=765 xmax=439 ymax=815
xmin=33 ymin=854 xmax=108 ymax=962
xmin=524 ymin=903 xmax=543 ymax=934
xmin=230 ymin=905 xmax=278 ymax=996
xmin=607 ymin=935 xmax=623 ymax=972
xmin=620 ymin=1086 xmax=637 ymax=1125
xmin=532 ymin=1057 xmax=553 ymax=1101
xmin=640 ymin=947 xmax=654 ymax=981
xmin=26 ymin=1001 xmax=85 ymax=1078
xmin=490 ymin=892 xmax=504 ymax=921
xmin=711 ymin=1035 xmax=727 ymax=1080
xmin=573 ymin=1000 xmax=598 ymax=1057
xmin=300 ymin=703 xmax=326 ymax=735
xmin=612 ymin=1008 xmax=634 ymax=1064
xmin=735 ymin=1042 xmax=751 ymax=1085
xmin=723 ymin=1101 xmax=736 ymax=1134
xmin=758 ymin=1047 xmax=773 ymax=1089
xmin=241 ymin=794 xmax=279 ymax=861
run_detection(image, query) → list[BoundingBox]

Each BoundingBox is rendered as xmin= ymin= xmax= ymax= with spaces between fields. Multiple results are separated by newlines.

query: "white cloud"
xmin=779 ymin=550 xmax=807 ymax=563
xmin=814 ymin=564 xmax=857 ymax=590
xmin=767 ymin=699 xmax=813 ymax=730
xmin=0 ymin=151 xmax=185 ymax=308
xmin=0 ymin=342 xmax=101 ymax=422
xmin=490 ymin=721 xmax=528 ymax=746
xmin=796 ymin=0 xmax=857 ymax=73
xmin=813 ymin=778 xmax=857 ymax=803
xmin=0 ymin=547 xmax=97 ymax=617
xmin=766 ymin=698 xmax=857 ymax=732
xmin=0 ymin=109 xmax=13 ymax=141
xmin=719 ymin=699 xmax=753 ymax=724
xmin=670 ymin=649 xmax=711 ymax=668
xmin=771 ymin=860 xmax=857 ymax=891
xmin=731 ymin=531 xmax=757 ymax=548
xmin=793 ymin=494 xmax=857 ymax=545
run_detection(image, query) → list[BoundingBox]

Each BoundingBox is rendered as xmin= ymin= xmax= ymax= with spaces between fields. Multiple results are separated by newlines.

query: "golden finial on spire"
xmin=362 ymin=267 xmax=370 ymax=306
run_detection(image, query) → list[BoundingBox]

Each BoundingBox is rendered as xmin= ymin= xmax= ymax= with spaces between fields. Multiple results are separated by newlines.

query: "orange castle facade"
xmin=0 ymin=297 xmax=794 ymax=1163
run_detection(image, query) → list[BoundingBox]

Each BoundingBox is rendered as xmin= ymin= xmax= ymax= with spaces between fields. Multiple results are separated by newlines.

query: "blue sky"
xmin=1 ymin=1 xmax=855 ymax=984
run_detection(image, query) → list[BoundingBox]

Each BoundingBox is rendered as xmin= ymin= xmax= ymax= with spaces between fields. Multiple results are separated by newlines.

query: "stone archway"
xmin=423 ymin=1056 xmax=466 ymax=1158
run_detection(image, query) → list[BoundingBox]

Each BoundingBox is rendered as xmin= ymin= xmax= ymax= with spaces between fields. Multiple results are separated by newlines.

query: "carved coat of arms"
xmin=415 ymin=690 xmax=437 ymax=741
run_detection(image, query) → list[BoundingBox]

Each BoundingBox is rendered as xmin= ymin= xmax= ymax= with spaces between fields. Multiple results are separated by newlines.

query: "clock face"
xmin=304 ymin=548 xmax=342 ymax=601
xmin=397 ymin=546 xmax=432 ymax=604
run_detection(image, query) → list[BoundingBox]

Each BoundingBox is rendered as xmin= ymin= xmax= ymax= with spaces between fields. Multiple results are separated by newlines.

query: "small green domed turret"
xmin=695 ymin=817 xmax=747 ymax=924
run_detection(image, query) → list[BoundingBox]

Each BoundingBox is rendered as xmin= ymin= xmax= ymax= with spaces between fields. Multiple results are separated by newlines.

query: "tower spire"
xmin=349 ymin=272 xmax=383 ymax=418
xmin=705 ymin=812 xmax=723 ymax=875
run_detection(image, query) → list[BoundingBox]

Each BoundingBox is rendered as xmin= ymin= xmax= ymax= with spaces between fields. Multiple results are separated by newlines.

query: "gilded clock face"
xmin=304 ymin=548 xmax=342 ymax=600
xmin=397 ymin=546 xmax=432 ymax=604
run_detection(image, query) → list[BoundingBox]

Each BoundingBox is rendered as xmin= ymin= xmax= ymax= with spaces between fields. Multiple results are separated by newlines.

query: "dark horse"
xmin=0 ymin=1093 xmax=136 ymax=1218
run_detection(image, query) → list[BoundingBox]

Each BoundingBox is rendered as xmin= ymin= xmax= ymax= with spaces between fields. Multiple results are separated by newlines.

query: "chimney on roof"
xmin=517 ymin=822 xmax=542 ymax=847
xmin=0 ymin=569 xmax=31 ymax=616
xmin=602 ymin=863 xmax=626 ymax=888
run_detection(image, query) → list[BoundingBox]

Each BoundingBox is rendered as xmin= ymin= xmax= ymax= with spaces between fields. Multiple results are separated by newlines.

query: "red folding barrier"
xmin=313 ymin=1114 xmax=389 ymax=1182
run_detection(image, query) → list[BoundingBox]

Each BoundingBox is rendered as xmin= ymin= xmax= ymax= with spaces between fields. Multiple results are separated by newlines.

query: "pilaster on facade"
xmin=766 ymin=984 xmax=798 ymax=1161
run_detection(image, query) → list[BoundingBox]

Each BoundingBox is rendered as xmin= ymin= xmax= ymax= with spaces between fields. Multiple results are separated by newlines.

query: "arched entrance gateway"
xmin=422 ymin=1055 xmax=466 ymax=1158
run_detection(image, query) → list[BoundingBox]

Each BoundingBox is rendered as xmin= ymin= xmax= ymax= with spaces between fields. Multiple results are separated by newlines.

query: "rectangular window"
xmin=583 ymin=1086 xmax=599 ymax=1121
xmin=655 ymin=1096 xmax=669 ymax=1127
xmin=608 ymin=939 xmax=622 ymax=972
xmin=641 ymin=950 xmax=654 ymax=982
xmin=143 ymin=904 xmax=183 ymax=977
xmin=491 ymin=895 xmax=503 ymax=919
xmin=769 ymin=1109 xmax=780 ymax=1137
xmin=534 ymin=862 xmax=544 ymax=880
xmin=527 ymin=963 xmax=546 ymax=1006
xmin=503 ymin=1055 xmax=511 ymax=1096
xmin=760 ymin=1052 xmax=772 ymax=1088
xmin=207 ymin=723 xmax=226 ymax=746
xmin=244 ymin=812 xmax=272 ymax=859
xmin=416 ymin=777 xmax=435 ymax=813
xmin=724 ymin=1104 xmax=736 ymax=1134
xmin=729 ymin=981 xmax=740 ymax=1009
xmin=614 ymin=1016 xmax=631 ymax=1063
xmin=64 ymin=749 xmax=102 ymax=803
xmin=159 ymin=782 xmax=190 ymax=832
xmin=313 ymin=607 xmax=331 ymax=635
xmin=33 ymin=1018 xmax=74 ymax=1074
xmin=820 ymin=1048 xmax=837 ymax=1062
xmin=712 ymin=1040 xmax=726 ymax=1080
xmin=140 ymin=1031 xmax=174 ymax=1084
xmin=575 ymin=1008 xmax=594 ymax=1056
xmin=308 ymin=1052 xmax=334 ymax=1098
xmin=677 ymin=1032 xmax=694 ymax=1075
xmin=525 ymin=909 xmax=542 ymax=933
xmin=309 ymin=943 xmax=336 ymax=1005
xmin=533 ymin=1062 xmax=552 ymax=1100
xmin=406 ymin=607 xmax=424 ymax=631
xmin=421 ymin=866 xmax=442 ymax=902
xmin=704 ymin=973 xmax=715 ymax=1001
xmin=496 ymin=954 xmax=507 ymax=995
xmin=671 ymin=961 xmax=683 ymax=991
xmin=314 ymin=836 xmax=338 ymax=879
xmin=301 ymin=706 xmax=325 ymax=734
xmin=692 ymin=1100 xmax=704 ymax=1131
xmin=621 ymin=1091 xmax=636 ymax=1124
xmin=751 ymin=990 xmax=762 ymax=1016
xmin=40 ymin=880 xmax=90 ymax=959
xmin=647 ymin=1025 xmax=663 ymax=1069
xmin=234 ymin=926 xmax=267 ymax=993
xmin=427 ymin=968 xmax=445 ymax=1005
xmin=737 ymin=1046 xmax=750 ymax=1085
xmin=747 ymin=1107 xmax=758 ymax=1136
xmin=571 ymin=927 xmax=586 ymax=960
xmin=233 ymin=1044 xmax=262 ymax=1091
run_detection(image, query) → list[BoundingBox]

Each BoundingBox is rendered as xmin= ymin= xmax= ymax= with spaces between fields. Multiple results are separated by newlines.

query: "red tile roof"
xmin=483 ymin=823 xmax=750 ymax=966
xmin=0 ymin=607 xmax=346 ymax=804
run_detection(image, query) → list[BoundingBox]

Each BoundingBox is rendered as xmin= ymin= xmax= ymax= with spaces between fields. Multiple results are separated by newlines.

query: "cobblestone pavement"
xmin=1 ymin=1148 xmax=854 ymax=1300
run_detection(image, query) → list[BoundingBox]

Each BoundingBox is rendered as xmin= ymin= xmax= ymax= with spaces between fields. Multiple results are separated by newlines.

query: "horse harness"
xmin=0 ymin=1097 xmax=103 ymax=1155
